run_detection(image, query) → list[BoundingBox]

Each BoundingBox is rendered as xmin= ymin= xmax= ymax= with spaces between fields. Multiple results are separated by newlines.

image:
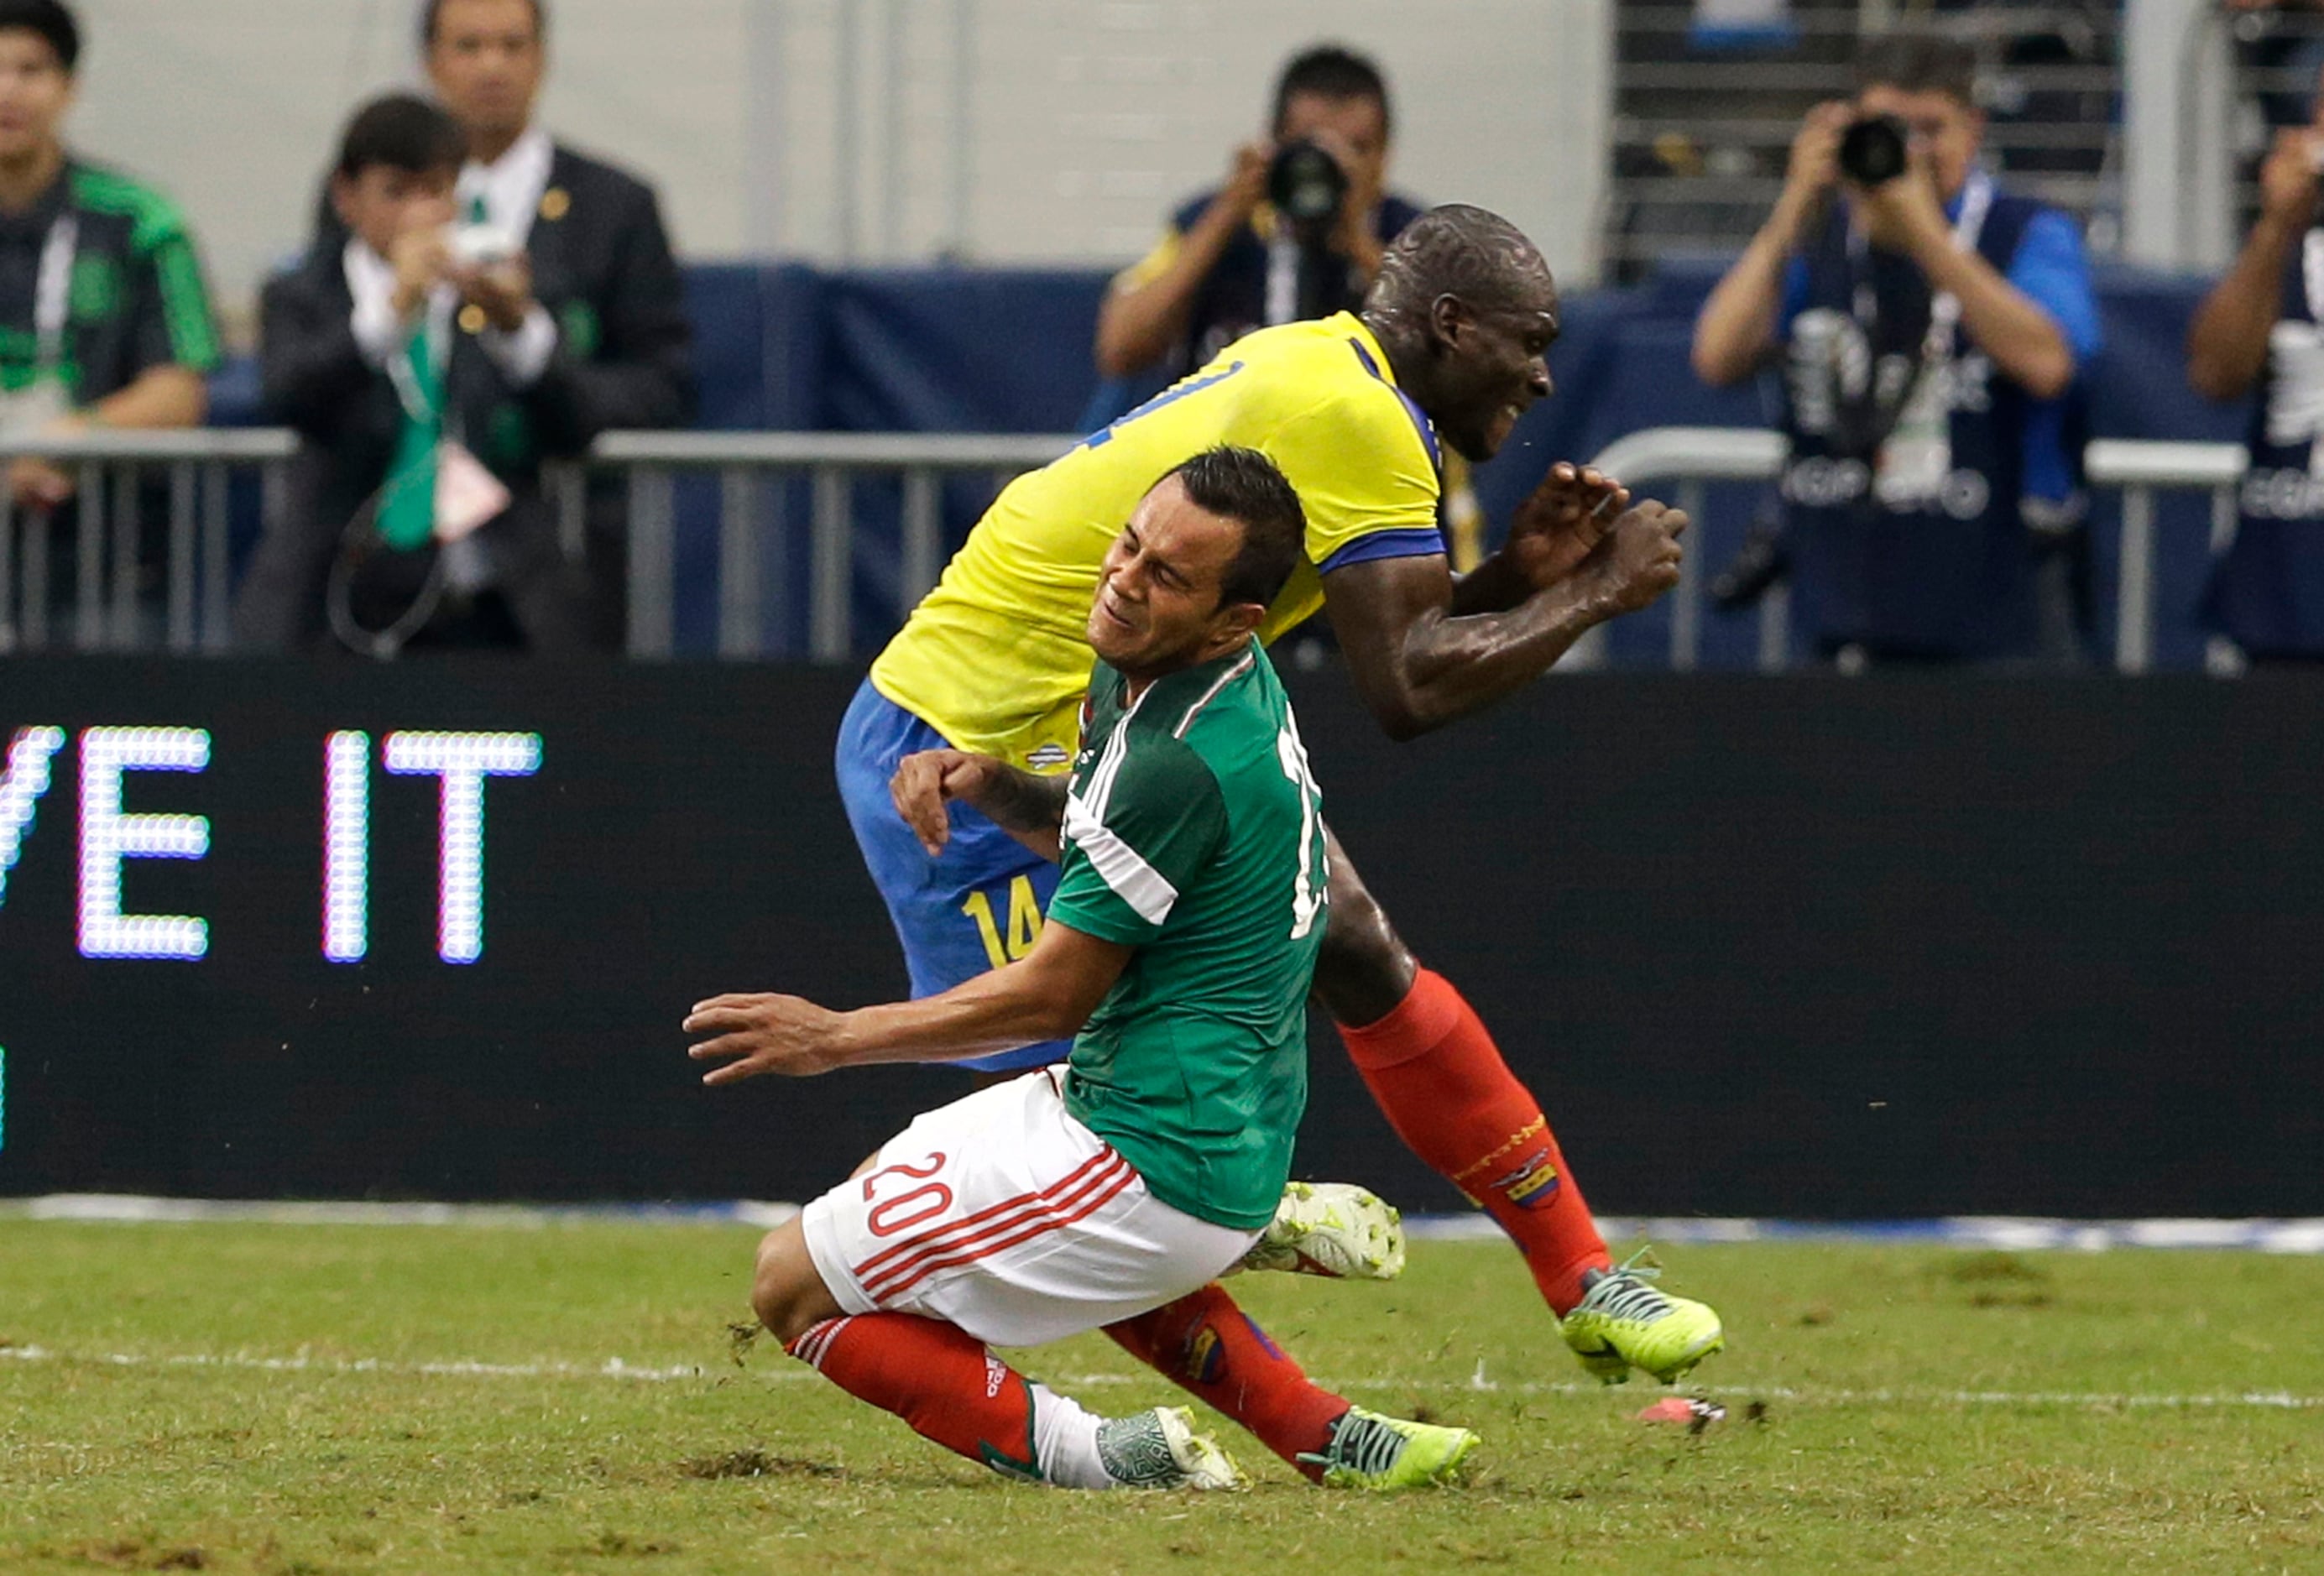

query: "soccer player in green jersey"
xmin=687 ymin=448 xmax=1475 ymax=1490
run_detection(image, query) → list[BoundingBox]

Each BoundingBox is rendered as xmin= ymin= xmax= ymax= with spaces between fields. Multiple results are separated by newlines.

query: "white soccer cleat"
xmin=1236 ymin=1180 xmax=1406 ymax=1281
xmin=1095 ymin=1406 xmax=1248 ymax=1490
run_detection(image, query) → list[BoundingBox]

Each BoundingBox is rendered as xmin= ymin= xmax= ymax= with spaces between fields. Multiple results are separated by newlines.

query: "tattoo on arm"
xmin=979 ymin=766 xmax=1071 ymax=835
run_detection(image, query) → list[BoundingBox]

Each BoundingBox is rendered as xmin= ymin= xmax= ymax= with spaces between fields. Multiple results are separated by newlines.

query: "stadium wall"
xmin=2 ymin=660 xmax=2318 ymax=1219
xmin=76 ymin=0 xmax=1611 ymax=311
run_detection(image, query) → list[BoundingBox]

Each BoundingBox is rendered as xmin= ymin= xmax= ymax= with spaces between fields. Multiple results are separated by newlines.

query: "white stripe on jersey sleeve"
xmin=1062 ymin=788 xmax=1179 ymax=926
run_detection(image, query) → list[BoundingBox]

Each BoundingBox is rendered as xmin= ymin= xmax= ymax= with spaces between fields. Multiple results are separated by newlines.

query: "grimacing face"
xmin=1857 ymin=82 xmax=1982 ymax=201
xmin=1428 ymin=284 xmax=1559 ymax=464
xmin=0 ymin=29 xmax=71 ymax=168
xmin=1086 ymin=477 xmax=1259 ymax=678
xmin=427 ymin=0 xmax=545 ymax=144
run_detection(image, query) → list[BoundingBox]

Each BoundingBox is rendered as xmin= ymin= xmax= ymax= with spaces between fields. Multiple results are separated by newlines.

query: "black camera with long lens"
xmin=1837 ymin=113 xmax=1910 ymax=186
xmin=1266 ymin=138 xmax=1348 ymax=235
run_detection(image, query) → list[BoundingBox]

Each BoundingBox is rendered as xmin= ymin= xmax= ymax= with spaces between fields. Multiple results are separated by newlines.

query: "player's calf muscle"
xmin=1309 ymin=855 xmax=1417 ymax=1029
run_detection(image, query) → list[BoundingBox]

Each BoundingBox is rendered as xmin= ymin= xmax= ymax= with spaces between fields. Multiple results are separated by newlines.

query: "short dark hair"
xmin=1856 ymin=32 xmax=1978 ymax=106
xmin=1272 ymin=44 xmax=1391 ymax=138
xmin=0 ymin=0 xmax=79 ymax=72
xmin=1370 ymin=203 xmax=1551 ymax=322
xmin=421 ymin=0 xmax=547 ymax=47
xmin=1163 ymin=446 xmax=1307 ymax=610
xmin=335 ymin=93 xmax=465 ymax=180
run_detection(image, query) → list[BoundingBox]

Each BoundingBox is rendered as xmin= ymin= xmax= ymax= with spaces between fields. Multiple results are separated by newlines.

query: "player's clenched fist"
xmin=1505 ymin=461 xmax=1631 ymax=588
xmin=1576 ymin=502 xmax=1687 ymax=614
xmin=890 ymin=748 xmax=1008 ymax=856
xmin=686 ymin=993 xmax=850 ymax=1083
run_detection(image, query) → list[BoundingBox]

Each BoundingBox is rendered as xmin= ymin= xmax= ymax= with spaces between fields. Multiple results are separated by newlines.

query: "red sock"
xmin=1105 ymin=1282 xmax=1350 ymax=1482
xmin=787 ymin=1313 xmax=1042 ymax=1479
xmin=1338 ymin=968 xmax=1610 ymax=1315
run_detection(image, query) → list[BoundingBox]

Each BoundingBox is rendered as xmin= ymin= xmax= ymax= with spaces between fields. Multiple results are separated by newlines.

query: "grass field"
xmin=2 ymin=1220 xmax=2320 ymax=1574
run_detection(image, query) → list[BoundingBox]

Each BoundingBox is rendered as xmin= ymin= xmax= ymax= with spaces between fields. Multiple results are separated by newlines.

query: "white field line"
xmin=1 ymin=1343 xmax=2317 ymax=1412
xmin=8 ymin=1199 xmax=2324 ymax=1255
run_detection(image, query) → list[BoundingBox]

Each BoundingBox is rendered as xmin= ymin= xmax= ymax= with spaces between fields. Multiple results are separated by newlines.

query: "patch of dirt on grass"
xmin=551 ymin=1532 xmax=681 ymax=1558
xmin=1939 ymin=1252 xmax=2055 ymax=1308
xmin=76 ymin=1541 xmax=208 ymax=1571
xmin=678 ymin=1448 xmax=844 ymax=1481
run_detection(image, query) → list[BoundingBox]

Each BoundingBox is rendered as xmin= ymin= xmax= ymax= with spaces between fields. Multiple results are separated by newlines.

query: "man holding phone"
xmin=421 ymin=0 xmax=693 ymax=647
xmin=243 ymin=0 xmax=692 ymax=654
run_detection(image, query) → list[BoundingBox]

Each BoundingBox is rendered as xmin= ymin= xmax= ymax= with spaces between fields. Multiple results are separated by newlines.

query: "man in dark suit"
xmin=238 ymin=0 xmax=690 ymax=653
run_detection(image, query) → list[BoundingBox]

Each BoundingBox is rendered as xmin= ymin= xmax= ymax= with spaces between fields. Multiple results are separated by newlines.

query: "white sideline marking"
xmin=1 ymin=1344 xmax=2316 ymax=1412
xmin=5 ymin=1198 xmax=2323 ymax=1254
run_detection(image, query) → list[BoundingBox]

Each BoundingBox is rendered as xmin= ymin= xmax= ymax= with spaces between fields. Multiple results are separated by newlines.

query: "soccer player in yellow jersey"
xmin=834 ymin=206 xmax=1724 ymax=1481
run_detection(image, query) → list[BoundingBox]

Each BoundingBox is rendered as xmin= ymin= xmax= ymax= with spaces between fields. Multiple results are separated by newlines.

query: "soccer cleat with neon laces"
xmin=1298 ymin=1406 xmax=1479 ymax=1490
xmin=1095 ymin=1406 xmax=1247 ymax=1490
xmin=1559 ymin=1251 xmax=1726 ymax=1386
xmin=1235 ymin=1180 xmax=1407 ymax=1281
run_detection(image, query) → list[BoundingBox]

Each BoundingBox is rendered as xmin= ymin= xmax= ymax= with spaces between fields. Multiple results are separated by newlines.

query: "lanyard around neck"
xmin=1847 ymin=169 xmax=1993 ymax=359
xmin=33 ymin=212 xmax=76 ymax=373
xmin=2300 ymin=227 xmax=2324 ymax=324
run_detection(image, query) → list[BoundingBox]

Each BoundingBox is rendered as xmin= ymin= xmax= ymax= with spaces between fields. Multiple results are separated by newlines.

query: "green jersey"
xmin=0 ymin=161 xmax=220 ymax=401
xmin=1051 ymin=639 xmax=1329 ymax=1231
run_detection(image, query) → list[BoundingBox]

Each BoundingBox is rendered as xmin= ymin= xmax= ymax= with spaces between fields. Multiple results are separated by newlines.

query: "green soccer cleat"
xmin=1298 ymin=1406 xmax=1480 ymax=1490
xmin=1235 ymin=1180 xmax=1407 ymax=1281
xmin=1559 ymin=1250 xmax=1726 ymax=1386
xmin=1095 ymin=1406 xmax=1247 ymax=1490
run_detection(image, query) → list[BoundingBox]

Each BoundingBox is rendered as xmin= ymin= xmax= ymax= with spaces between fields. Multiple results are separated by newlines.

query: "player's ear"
xmin=1428 ymin=292 xmax=1472 ymax=351
xmin=1212 ymin=599 xmax=1266 ymax=644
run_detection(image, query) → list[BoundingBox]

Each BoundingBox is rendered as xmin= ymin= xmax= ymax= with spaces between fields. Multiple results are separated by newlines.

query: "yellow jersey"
xmin=869 ymin=312 xmax=1444 ymax=771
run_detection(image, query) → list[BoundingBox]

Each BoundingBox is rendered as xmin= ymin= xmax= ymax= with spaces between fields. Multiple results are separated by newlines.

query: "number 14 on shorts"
xmin=962 ymin=874 xmax=1042 ymax=969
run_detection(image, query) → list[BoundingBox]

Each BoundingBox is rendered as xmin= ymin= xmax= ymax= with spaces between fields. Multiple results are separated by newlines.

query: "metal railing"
xmin=0 ymin=425 xmax=2255 ymax=673
xmin=1585 ymin=426 xmax=2253 ymax=674
xmin=0 ymin=428 xmax=297 ymax=655
xmin=1586 ymin=427 xmax=1789 ymax=672
xmin=593 ymin=431 xmax=1078 ymax=660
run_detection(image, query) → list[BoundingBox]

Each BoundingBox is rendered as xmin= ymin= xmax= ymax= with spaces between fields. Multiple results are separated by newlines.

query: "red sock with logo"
xmin=1104 ymin=1282 xmax=1350 ymax=1481
xmin=787 ymin=1313 xmax=1047 ymax=1479
xmin=1338 ymin=968 xmax=1610 ymax=1315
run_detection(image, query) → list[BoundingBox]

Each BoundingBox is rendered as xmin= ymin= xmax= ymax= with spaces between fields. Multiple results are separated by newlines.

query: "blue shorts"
xmin=835 ymin=679 xmax=1069 ymax=1073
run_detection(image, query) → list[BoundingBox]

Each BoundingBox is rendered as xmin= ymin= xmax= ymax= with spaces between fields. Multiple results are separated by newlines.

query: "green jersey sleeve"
xmin=1047 ymin=731 xmax=1227 ymax=945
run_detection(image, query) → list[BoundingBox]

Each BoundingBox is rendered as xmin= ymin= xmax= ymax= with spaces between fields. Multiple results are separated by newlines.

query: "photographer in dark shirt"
xmin=2186 ymin=64 xmax=2324 ymax=662
xmin=1692 ymin=34 xmax=2101 ymax=665
xmin=1094 ymin=44 xmax=1423 ymax=384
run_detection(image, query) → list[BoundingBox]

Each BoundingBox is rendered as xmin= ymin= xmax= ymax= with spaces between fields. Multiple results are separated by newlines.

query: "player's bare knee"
xmin=751 ymin=1224 xmax=829 ymax=1345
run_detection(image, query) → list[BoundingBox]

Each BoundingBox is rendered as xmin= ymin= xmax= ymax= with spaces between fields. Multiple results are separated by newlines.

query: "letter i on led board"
xmin=323 ymin=731 xmax=368 ymax=961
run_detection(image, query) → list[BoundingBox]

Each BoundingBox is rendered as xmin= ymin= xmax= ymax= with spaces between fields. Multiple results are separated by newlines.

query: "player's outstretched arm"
xmin=1325 ymin=502 xmax=1686 ymax=741
xmin=890 ymin=749 xmax=1068 ymax=862
xmin=685 ymin=918 xmax=1130 ymax=1083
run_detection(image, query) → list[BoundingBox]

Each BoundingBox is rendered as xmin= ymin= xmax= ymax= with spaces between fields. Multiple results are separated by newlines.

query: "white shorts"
xmin=801 ymin=1068 xmax=1258 ymax=1349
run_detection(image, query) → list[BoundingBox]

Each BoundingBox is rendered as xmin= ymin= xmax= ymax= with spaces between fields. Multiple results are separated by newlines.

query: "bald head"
xmin=1362 ymin=205 xmax=1559 ymax=462
xmin=1368 ymin=204 xmax=1554 ymax=327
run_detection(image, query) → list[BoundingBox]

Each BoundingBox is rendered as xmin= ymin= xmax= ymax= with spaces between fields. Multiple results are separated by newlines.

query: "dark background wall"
xmin=1 ymin=660 xmax=2317 ymax=1217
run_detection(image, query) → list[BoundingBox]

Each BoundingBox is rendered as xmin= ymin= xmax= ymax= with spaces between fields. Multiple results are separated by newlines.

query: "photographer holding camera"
xmin=2186 ymin=68 xmax=2324 ymax=662
xmin=1692 ymin=33 xmax=2101 ymax=665
xmin=1094 ymin=44 xmax=1421 ymax=384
